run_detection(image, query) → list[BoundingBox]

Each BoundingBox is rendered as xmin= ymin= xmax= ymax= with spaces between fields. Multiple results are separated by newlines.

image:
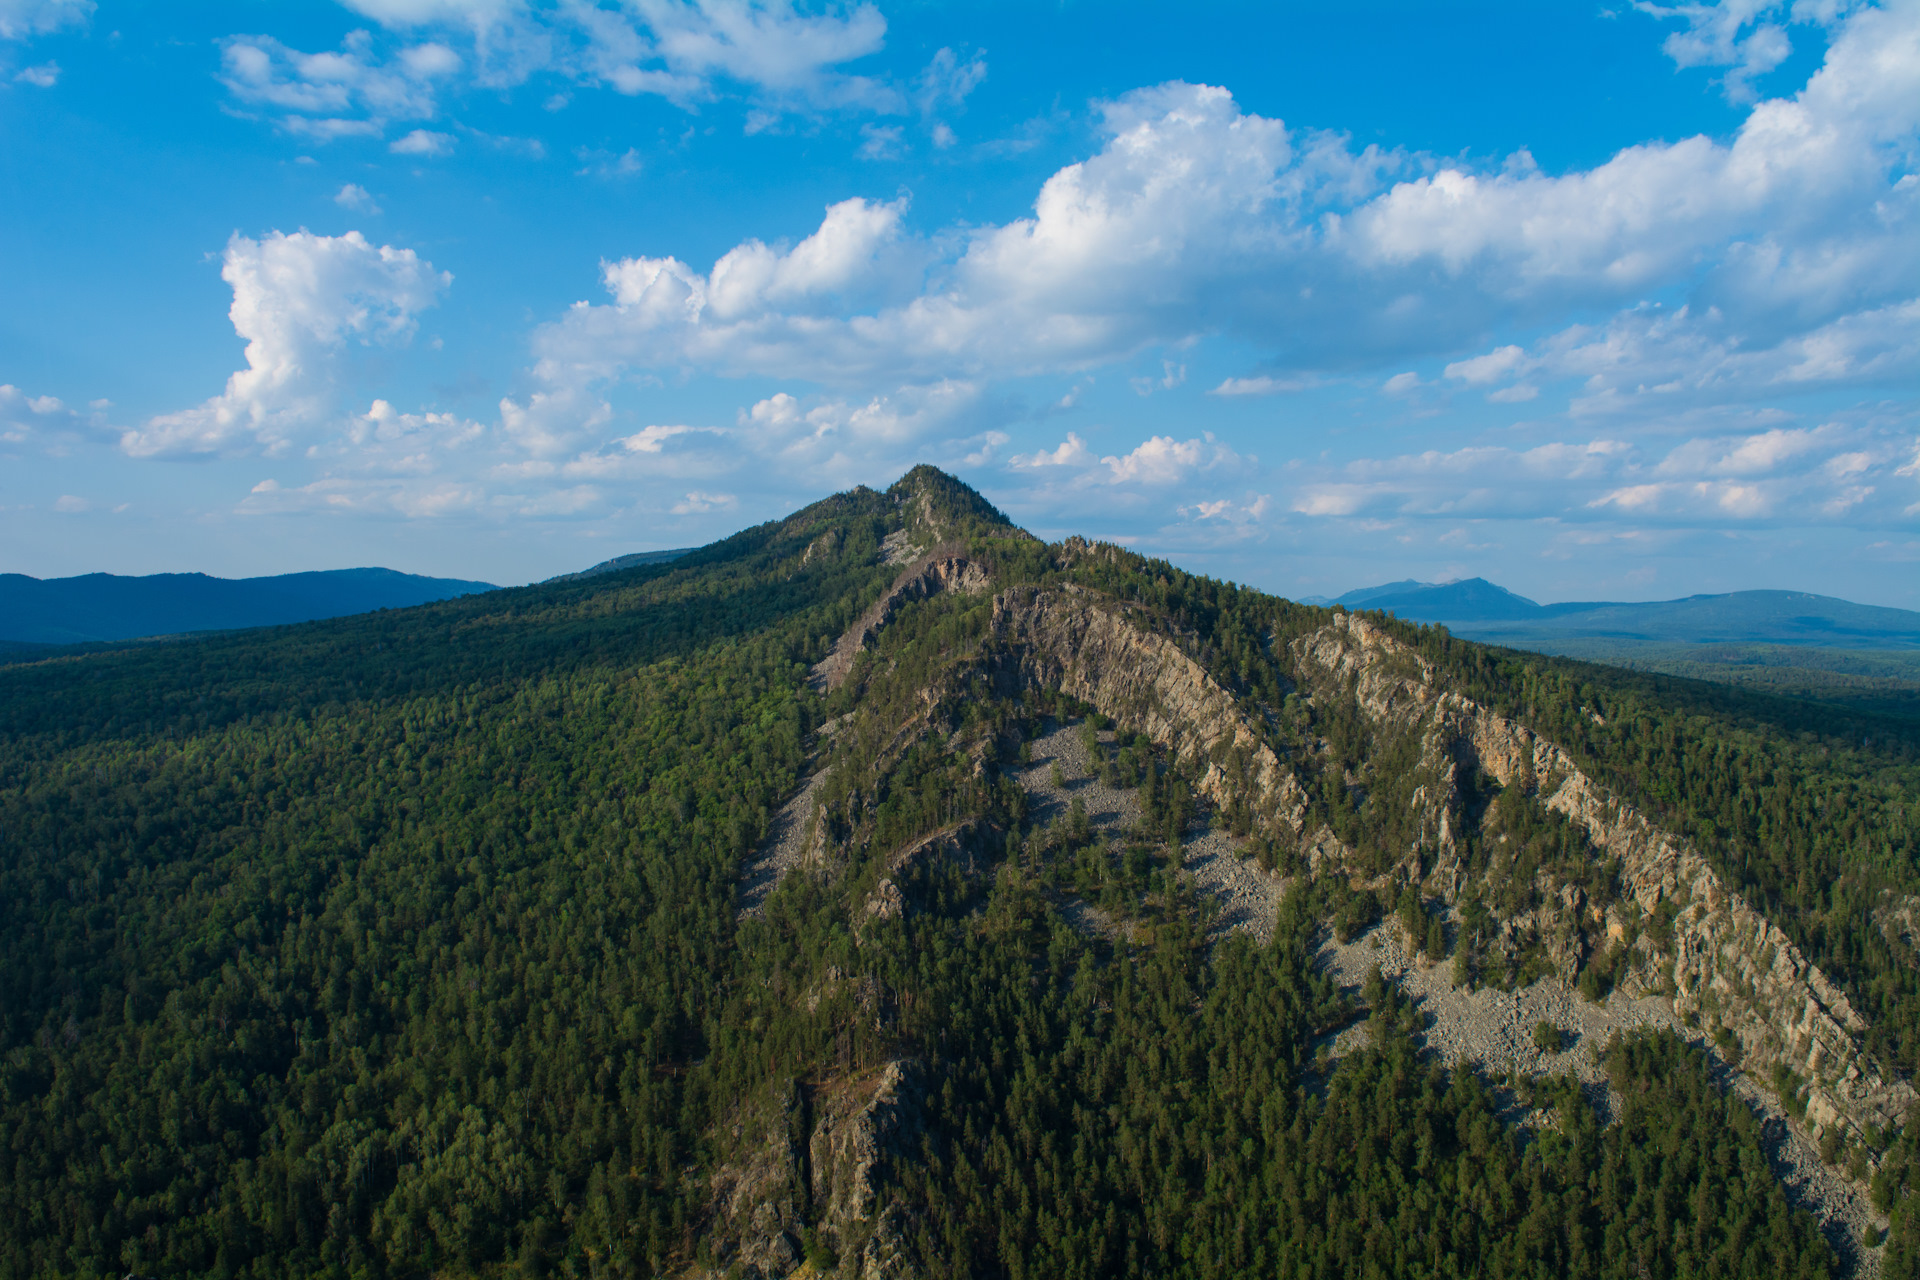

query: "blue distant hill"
xmin=543 ymin=547 xmax=693 ymax=584
xmin=0 ymin=567 xmax=497 ymax=646
xmin=1323 ymin=577 xmax=1920 ymax=650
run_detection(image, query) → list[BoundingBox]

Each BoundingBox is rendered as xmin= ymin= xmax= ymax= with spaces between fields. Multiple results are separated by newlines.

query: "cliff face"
xmin=692 ymin=1062 xmax=922 ymax=1280
xmin=987 ymin=583 xmax=1309 ymax=841
xmin=1292 ymin=611 xmax=1915 ymax=1152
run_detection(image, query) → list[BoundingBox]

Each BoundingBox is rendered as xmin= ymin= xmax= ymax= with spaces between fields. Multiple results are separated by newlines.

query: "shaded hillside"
xmin=543 ymin=547 xmax=694 ymax=584
xmin=3 ymin=467 xmax=1915 ymax=1279
xmin=0 ymin=566 xmax=497 ymax=645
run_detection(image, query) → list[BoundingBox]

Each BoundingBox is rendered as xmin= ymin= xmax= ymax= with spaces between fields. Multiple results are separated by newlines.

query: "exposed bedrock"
xmin=987 ymin=583 xmax=1311 ymax=840
xmin=692 ymin=1062 xmax=923 ymax=1280
xmin=1294 ymin=610 xmax=1915 ymax=1156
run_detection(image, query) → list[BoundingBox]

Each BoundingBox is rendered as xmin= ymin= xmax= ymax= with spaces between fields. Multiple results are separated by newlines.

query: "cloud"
xmin=623 ymin=0 xmax=891 ymax=103
xmin=220 ymin=30 xmax=461 ymax=141
xmin=0 ymin=0 xmax=90 ymax=41
xmin=497 ymin=384 xmax=611 ymax=457
xmin=314 ymin=0 xmax=899 ymax=123
xmin=124 ymin=230 xmax=450 ymax=458
xmin=151 ymin=0 xmax=1914 ymax=561
xmin=535 ymin=83 xmax=1320 ymax=384
xmin=1180 ymin=493 xmax=1272 ymax=525
xmin=856 ymin=122 xmax=901 ymax=160
xmin=532 ymin=5 xmax=1920 ymax=404
xmin=574 ymin=145 xmax=642 ymax=176
xmin=1283 ymin=418 xmax=1917 ymax=528
xmin=738 ymin=378 xmax=982 ymax=453
xmin=390 ymin=127 xmax=455 ymax=155
xmin=1209 ymin=375 xmax=1308 ymax=397
xmin=1100 ymin=434 xmax=1239 ymax=485
xmin=53 ymin=493 xmax=88 ymax=512
xmin=240 ymin=474 xmax=488 ymax=518
xmin=1010 ymin=432 xmax=1095 ymax=468
xmin=1637 ymin=0 xmax=1797 ymax=102
xmin=1634 ymin=0 xmax=1869 ymax=103
xmin=671 ymin=489 xmax=736 ymax=514
xmin=13 ymin=59 xmax=56 ymax=85
xmin=914 ymin=45 xmax=985 ymax=114
xmin=0 ymin=383 xmax=101 ymax=444
xmin=1444 ymin=344 xmax=1530 ymax=386
xmin=335 ymin=182 xmax=382 ymax=212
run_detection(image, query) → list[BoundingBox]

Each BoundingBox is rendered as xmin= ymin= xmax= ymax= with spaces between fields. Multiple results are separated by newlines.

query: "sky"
xmin=1 ymin=0 xmax=1916 ymax=606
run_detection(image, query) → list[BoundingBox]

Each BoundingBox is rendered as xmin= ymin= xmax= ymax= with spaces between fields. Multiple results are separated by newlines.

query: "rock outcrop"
xmin=807 ymin=1061 xmax=923 ymax=1278
xmin=861 ymin=822 xmax=988 ymax=926
xmin=1294 ymin=610 xmax=1916 ymax=1159
xmin=811 ymin=543 xmax=989 ymax=691
xmin=988 ymin=584 xmax=1310 ymax=840
xmin=692 ymin=1062 xmax=923 ymax=1280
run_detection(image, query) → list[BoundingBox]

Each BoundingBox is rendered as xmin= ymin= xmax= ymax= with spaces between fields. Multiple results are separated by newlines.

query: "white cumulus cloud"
xmin=531 ymin=6 xmax=1920 ymax=409
xmin=125 ymin=230 xmax=450 ymax=458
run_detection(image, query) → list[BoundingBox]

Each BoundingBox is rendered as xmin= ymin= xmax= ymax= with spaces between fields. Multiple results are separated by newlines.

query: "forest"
xmin=0 ymin=466 xmax=1912 ymax=1278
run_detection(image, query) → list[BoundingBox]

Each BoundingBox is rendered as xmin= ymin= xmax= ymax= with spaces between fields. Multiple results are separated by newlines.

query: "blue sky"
xmin=2 ymin=0 xmax=1916 ymax=606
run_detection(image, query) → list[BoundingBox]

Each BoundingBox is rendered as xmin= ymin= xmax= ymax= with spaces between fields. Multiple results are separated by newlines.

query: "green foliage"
xmin=0 ymin=482 xmax=921 ymax=1279
xmin=0 ymin=474 xmax=1878 ymax=1278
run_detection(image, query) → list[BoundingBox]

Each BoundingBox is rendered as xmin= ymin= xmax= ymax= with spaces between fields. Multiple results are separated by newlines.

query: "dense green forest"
xmin=0 ymin=467 xmax=1911 ymax=1278
xmin=1502 ymin=641 xmax=1920 ymax=723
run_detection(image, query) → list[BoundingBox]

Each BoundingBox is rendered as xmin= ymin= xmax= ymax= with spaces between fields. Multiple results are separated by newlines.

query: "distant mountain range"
xmin=1307 ymin=577 xmax=1920 ymax=650
xmin=543 ymin=547 xmax=693 ymax=584
xmin=0 ymin=568 xmax=497 ymax=646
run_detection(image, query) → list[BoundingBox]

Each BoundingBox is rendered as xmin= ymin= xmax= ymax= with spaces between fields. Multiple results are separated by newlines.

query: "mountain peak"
xmin=1334 ymin=576 xmax=1543 ymax=620
xmin=886 ymin=465 xmax=1022 ymax=542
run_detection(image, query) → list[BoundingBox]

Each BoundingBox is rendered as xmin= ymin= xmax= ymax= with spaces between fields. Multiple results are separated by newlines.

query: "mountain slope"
xmin=1 ymin=467 xmax=1914 ymax=1279
xmin=542 ymin=547 xmax=694 ymax=583
xmin=0 ymin=565 xmax=497 ymax=645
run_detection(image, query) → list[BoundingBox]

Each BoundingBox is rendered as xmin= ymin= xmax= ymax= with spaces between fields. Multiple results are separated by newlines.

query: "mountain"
xmin=542 ymin=546 xmax=694 ymax=584
xmin=0 ymin=566 xmax=497 ymax=645
xmin=1332 ymin=576 xmax=1920 ymax=647
xmin=1334 ymin=576 xmax=1544 ymax=620
xmin=1 ymin=465 xmax=1914 ymax=1277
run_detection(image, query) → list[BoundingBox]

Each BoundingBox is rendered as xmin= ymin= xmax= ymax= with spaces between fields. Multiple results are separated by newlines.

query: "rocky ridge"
xmin=810 ymin=543 xmax=987 ymax=692
xmin=1294 ymin=610 xmax=1915 ymax=1166
xmin=727 ymin=526 xmax=1912 ymax=1275
xmin=988 ymin=581 xmax=1310 ymax=839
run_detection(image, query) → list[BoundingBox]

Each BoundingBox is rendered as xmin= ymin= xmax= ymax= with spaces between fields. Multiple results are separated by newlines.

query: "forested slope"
xmin=0 ymin=467 xmax=1913 ymax=1279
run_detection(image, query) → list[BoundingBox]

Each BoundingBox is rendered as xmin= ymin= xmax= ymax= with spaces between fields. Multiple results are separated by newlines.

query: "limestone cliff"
xmin=1293 ymin=610 xmax=1915 ymax=1159
xmin=690 ymin=1062 xmax=922 ymax=1280
xmin=987 ymin=582 xmax=1310 ymax=840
